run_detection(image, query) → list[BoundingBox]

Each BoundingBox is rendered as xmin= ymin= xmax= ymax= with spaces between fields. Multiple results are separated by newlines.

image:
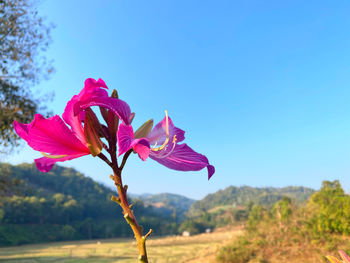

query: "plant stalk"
xmin=111 ymin=166 xmax=151 ymax=263
xmin=99 ymin=127 xmax=151 ymax=261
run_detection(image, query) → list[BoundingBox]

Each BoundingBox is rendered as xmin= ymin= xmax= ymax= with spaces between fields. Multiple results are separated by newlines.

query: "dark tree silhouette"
xmin=0 ymin=0 xmax=54 ymax=149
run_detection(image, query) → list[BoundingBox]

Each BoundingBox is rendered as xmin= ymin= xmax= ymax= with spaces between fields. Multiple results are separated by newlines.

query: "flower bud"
xmin=134 ymin=119 xmax=153 ymax=139
xmin=111 ymin=89 xmax=119 ymax=99
xmin=84 ymin=108 xmax=103 ymax=156
xmin=100 ymin=107 xmax=109 ymax=123
xmin=129 ymin=112 xmax=135 ymax=124
xmin=107 ymin=110 xmax=119 ymax=137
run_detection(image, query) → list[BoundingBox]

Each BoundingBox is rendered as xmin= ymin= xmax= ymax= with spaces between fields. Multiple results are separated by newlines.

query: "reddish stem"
xmin=100 ymin=150 xmax=152 ymax=262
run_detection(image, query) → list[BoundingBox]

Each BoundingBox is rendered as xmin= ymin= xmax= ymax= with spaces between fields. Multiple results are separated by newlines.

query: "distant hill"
xmin=179 ymin=185 xmax=315 ymax=235
xmin=0 ymin=162 xmax=317 ymax=245
xmin=135 ymin=193 xmax=195 ymax=222
xmin=0 ymin=163 xmax=180 ymax=246
xmin=188 ymin=185 xmax=315 ymax=214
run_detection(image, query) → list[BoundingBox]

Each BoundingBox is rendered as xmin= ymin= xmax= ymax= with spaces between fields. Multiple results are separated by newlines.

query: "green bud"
xmin=111 ymin=195 xmax=121 ymax=204
xmin=124 ymin=213 xmax=133 ymax=225
xmin=134 ymin=119 xmax=153 ymax=139
xmin=111 ymin=89 xmax=119 ymax=99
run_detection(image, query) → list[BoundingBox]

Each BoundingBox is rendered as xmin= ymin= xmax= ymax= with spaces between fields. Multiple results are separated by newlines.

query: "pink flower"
xmin=117 ymin=111 xmax=215 ymax=180
xmin=327 ymin=250 xmax=350 ymax=263
xmin=13 ymin=77 xmax=214 ymax=179
xmin=13 ymin=78 xmax=131 ymax=172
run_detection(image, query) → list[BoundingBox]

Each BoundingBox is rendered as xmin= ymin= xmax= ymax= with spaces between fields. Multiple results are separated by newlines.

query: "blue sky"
xmin=6 ymin=0 xmax=350 ymax=199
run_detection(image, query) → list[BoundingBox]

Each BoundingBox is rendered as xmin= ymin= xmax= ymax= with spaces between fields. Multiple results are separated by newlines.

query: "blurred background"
xmin=2 ymin=1 xmax=350 ymax=262
xmin=4 ymin=0 xmax=350 ymax=199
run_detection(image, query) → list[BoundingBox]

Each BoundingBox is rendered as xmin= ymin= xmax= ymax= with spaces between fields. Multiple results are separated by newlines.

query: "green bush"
xmin=217 ymin=180 xmax=350 ymax=262
xmin=216 ymin=236 xmax=255 ymax=263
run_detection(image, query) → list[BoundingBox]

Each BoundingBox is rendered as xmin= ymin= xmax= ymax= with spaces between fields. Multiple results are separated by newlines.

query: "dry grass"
xmin=0 ymin=226 xmax=243 ymax=263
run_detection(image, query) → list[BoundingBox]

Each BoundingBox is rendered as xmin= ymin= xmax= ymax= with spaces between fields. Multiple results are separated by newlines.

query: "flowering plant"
xmin=327 ymin=250 xmax=350 ymax=263
xmin=13 ymin=78 xmax=214 ymax=262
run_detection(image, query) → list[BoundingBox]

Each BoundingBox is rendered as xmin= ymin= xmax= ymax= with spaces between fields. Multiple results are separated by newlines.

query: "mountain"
xmin=188 ymin=185 xmax=315 ymax=214
xmin=0 ymin=162 xmax=180 ymax=246
xmin=0 ymin=162 xmax=317 ymax=245
xmin=179 ymin=185 xmax=315 ymax=235
xmin=135 ymin=193 xmax=195 ymax=222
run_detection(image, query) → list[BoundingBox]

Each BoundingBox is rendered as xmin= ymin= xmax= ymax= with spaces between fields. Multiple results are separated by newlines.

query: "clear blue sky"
xmin=6 ymin=0 xmax=350 ymax=199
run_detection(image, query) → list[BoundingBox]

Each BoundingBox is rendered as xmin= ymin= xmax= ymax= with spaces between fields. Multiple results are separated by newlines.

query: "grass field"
xmin=0 ymin=226 xmax=242 ymax=263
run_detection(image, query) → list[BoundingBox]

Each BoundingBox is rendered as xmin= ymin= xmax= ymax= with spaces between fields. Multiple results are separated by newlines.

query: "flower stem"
xmin=110 ymin=165 xmax=151 ymax=262
xmin=99 ymin=144 xmax=151 ymax=261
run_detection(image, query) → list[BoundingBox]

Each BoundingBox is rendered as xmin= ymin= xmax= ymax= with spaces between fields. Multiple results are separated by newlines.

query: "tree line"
xmin=0 ymin=163 xmax=178 ymax=246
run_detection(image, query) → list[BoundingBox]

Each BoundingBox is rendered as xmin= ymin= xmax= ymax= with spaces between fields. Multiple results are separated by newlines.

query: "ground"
xmin=0 ymin=226 xmax=242 ymax=263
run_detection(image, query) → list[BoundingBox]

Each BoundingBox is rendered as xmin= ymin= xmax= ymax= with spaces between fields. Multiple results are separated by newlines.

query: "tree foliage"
xmin=217 ymin=180 xmax=350 ymax=263
xmin=0 ymin=0 xmax=53 ymax=149
xmin=0 ymin=163 xmax=182 ymax=246
xmin=189 ymin=185 xmax=314 ymax=215
xmin=308 ymin=180 xmax=350 ymax=236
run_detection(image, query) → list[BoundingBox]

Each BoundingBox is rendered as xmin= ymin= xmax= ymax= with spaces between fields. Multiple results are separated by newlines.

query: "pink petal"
xmin=62 ymin=78 xmax=109 ymax=143
xmin=74 ymin=97 xmax=131 ymax=125
xmin=13 ymin=121 xmax=30 ymax=141
xmin=326 ymin=256 xmax=344 ymax=263
xmin=78 ymin=78 xmax=108 ymax=101
xmin=133 ymin=139 xmax=150 ymax=161
xmin=15 ymin=114 xmax=89 ymax=155
xmin=117 ymin=123 xmax=134 ymax=156
xmin=117 ymin=123 xmax=150 ymax=160
xmin=339 ymin=250 xmax=350 ymax=263
xmin=35 ymin=153 xmax=88 ymax=172
xmin=62 ymin=97 xmax=86 ymax=144
xmin=85 ymin=78 xmax=108 ymax=89
xmin=150 ymin=143 xmax=215 ymax=180
xmin=147 ymin=115 xmax=185 ymax=145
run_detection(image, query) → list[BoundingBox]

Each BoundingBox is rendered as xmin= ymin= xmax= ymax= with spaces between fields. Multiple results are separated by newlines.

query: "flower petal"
xmin=62 ymin=98 xmax=86 ymax=144
xmin=150 ymin=143 xmax=215 ymax=180
xmin=339 ymin=250 xmax=350 ymax=263
xmin=35 ymin=153 xmax=88 ymax=172
xmin=62 ymin=78 xmax=108 ymax=144
xmin=78 ymin=78 xmax=108 ymax=100
xmin=13 ymin=120 xmax=30 ymax=141
xmin=14 ymin=114 xmax=89 ymax=155
xmin=74 ymin=97 xmax=131 ymax=125
xmin=133 ymin=139 xmax=150 ymax=161
xmin=147 ymin=115 xmax=185 ymax=145
xmin=326 ymin=256 xmax=343 ymax=263
xmin=117 ymin=123 xmax=150 ymax=161
xmin=117 ymin=123 xmax=134 ymax=156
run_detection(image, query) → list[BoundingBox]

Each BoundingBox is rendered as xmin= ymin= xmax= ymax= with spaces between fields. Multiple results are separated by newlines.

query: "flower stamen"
xmin=152 ymin=110 xmax=170 ymax=152
xmin=154 ymin=135 xmax=177 ymax=159
xmin=41 ymin=152 xmax=68 ymax=159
